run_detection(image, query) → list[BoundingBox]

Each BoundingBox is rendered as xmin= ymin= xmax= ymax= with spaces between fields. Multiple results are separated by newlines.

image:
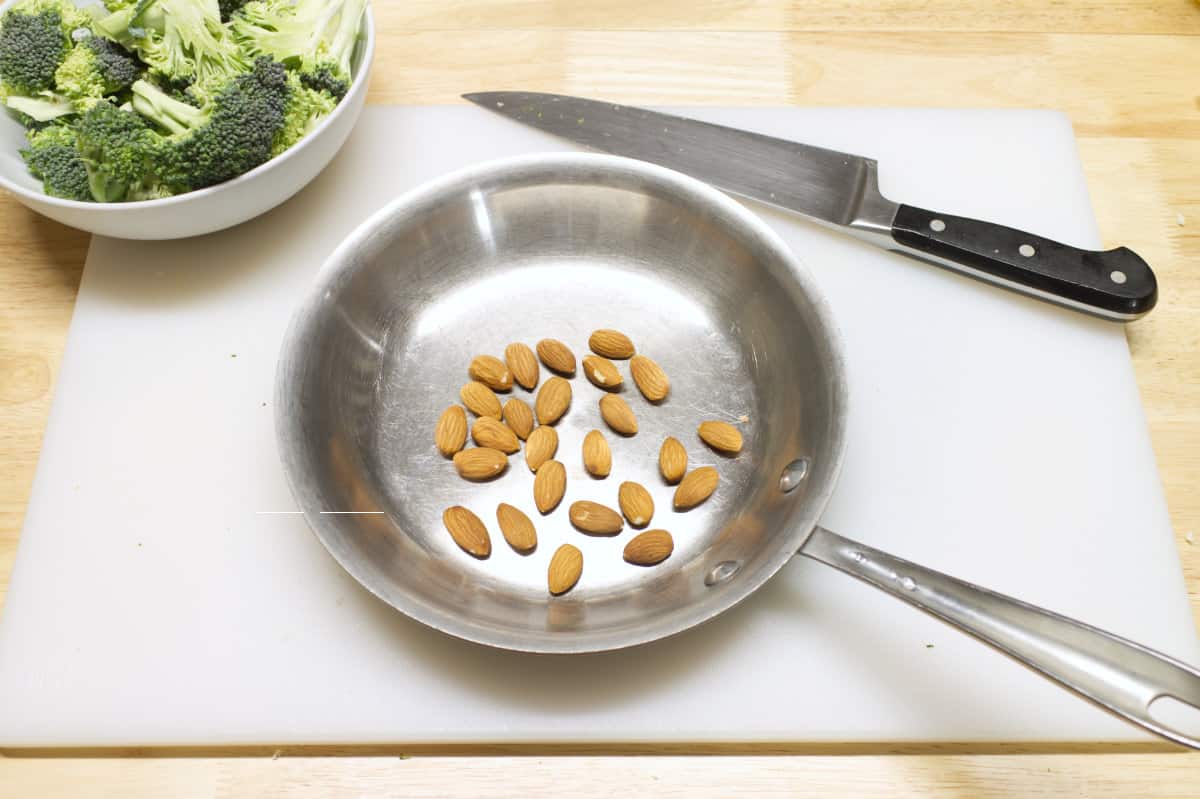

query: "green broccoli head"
xmin=75 ymin=98 xmax=167 ymax=201
xmin=0 ymin=9 xmax=63 ymax=97
xmin=272 ymin=71 xmax=333 ymax=155
xmin=217 ymin=0 xmax=249 ymax=22
xmin=53 ymin=36 xmax=142 ymax=105
xmin=96 ymin=0 xmax=247 ymax=99
xmin=0 ymin=2 xmax=71 ymax=97
xmin=132 ymin=56 xmax=289 ymax=191
xmin=230 ymin=0 xmax=364 ymax=93
xmin=298 ymin=63 xmax=344 ymax=100
xmin=20 ymin=121 xmax=92 ymax=200
xmin=86 ymin=35 xmax=142 ymax=89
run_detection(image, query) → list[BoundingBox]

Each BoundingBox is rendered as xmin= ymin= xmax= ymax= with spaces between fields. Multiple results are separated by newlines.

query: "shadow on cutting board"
xmin=78 ymin=126 xmax=390 ymax=310
xmin=341 ymin=551 xmax=998 ymax=724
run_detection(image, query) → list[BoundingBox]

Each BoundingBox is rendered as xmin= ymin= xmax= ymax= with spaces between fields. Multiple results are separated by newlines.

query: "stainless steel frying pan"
xmin=275 ymin=153 xmax=1200 ymax=748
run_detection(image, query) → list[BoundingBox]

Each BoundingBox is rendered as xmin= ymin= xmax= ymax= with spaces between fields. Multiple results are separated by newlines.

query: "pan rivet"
xmin=929 ymin=219 xmax=946 ymax=233
xmin=704 ymin=560 xmax=741 ymax=586
xmin=779 ymin=458 xmax=810 ymax=493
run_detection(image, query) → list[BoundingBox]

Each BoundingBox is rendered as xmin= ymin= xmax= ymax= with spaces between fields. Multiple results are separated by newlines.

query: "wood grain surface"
xmin=2 ymin=0 xmax=1198 ymax=795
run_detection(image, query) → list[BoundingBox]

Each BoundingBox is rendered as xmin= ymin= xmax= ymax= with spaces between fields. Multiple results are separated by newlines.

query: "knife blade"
xmin=463 ymin=91 xmax=1156 ymax=321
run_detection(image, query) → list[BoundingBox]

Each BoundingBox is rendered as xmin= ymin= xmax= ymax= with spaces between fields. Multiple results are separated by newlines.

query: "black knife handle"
xmin=890 ymin=204 xmax=1157 ymax=320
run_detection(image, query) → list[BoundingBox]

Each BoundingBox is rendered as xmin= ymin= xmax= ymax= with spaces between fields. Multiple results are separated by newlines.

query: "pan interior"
xmin=276 ymin=155 xmax=845 ymax=652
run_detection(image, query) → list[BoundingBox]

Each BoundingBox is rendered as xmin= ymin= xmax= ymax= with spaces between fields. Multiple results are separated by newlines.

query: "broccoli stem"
xmin=130 ymin=78 xmax=205 ymax=134
xmin=5 ymin=93 xmax=74 ymax=121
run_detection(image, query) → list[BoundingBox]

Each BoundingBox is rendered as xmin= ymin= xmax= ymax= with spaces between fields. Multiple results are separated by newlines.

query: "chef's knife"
xmin=463 ymin=91 xmax=1156 ymax=321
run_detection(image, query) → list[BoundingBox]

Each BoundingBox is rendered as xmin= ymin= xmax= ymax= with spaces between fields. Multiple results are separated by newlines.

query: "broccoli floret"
xmin=298 ymin=63 xmax=344 ymax=100
xmin=0 ymin=7 xmax=66 ymax=97
xmin=53 ymin=36 xmax=142 ymax=106
xmin=75 ymin=99 xmax=166 ymax=201
xmin=0 ymin=0 xmax=91 ymax=104
xmin=86 ymin=35 xmax=142 ymax=88
xmin=1 ymin=0 xmax=102 ymax=123
xmin=96 ymin=0 xmax=247 ymax=99
xmin=131 ymin=56 xmax=288 ymax=191
xmin=272 ymin=71 xmax=333 ymax=155
xmin=217 ymin=0 xmax=249 ymax=22
xmin=20 ymin=121 xmax=91 ymax=200
xmin=230 ymin=0 xmax=364 ymax=94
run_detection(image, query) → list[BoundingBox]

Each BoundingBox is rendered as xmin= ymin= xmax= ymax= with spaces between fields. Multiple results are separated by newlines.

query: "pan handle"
xmin=799 ymin=526 xmax=1200 ymax=749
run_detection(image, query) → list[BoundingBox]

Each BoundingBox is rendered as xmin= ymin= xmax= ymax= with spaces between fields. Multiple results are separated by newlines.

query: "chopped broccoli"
xmin=53 ymin=36 xmax=142 ymax=106
xmin=75 ymin=99 xmax=165 ymax=201
xmin=273 ymin=71 xmax=333 ymax=155
xmin=1 ymin=0 xmax=355 ymax=202
xmin=20 ymin=121 xmax=91 ymax=200
xmin=96 ymin=0 xmax=247 ymax=99
xmin=131 ymin=56 xmax=288 ymax=191
xmin=230 ymin=0 xmax=364 ymax=94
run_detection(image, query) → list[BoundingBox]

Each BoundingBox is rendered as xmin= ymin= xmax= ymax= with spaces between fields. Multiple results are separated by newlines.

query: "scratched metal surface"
xmin=275 ymin=153 xmax=846 ymax=653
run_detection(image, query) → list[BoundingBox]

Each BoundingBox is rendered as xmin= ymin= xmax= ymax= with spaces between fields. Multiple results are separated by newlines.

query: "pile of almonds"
xmin=434 ymin=329 xmax=744 ymax=596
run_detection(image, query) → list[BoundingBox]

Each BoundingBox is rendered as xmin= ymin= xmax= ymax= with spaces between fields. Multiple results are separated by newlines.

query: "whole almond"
xmin=535 ymin=376 xmax=572 ymax=425
xmin=453 ymin=447 xmax=508 ymax=481
xmin=434 ymin=405 xmax=468 ymax=457
xmin=525 ymin=425 xmax=559 ymax=472
xmin=536 ymin=338 xmax=576 ymax=375
xmin=588 ymin=329 xmax=635 ymax=359
xmin=504 ymin=342 xmax=540 ymax=390
xmin=659 ymin=436 xmax=688 ymax=484
xmin=460 ymin=381 xmax=502 ymax=420
xmin=472 ymin=416 xmax=520 ymax=454
xmin=548 ymin=544 xmax=583 ymax=595
xmin=630 ymin=355 xmax=670 ymax=402
xmin=674 ymin=466 xmax=719 ymax=509
xmin=495 ymin=503 xmax=537 ymax=553
xmin=618 ymin=481 xmax=654 ymax=527
xmin=582 ymin=429 xmax=612 ymax=477
xmin=698 ymin=420 xmax=743 ymax=454
xmin=598 ymin=394 xmax=638 ymax=436
xmin=623 ymin=529 xmax=673 ymax=566
xmin=442 ymin=506 xmax=491 ymax=558
xmin=568 ymin=500 xmax=623 ymax=535
xmin=468 ymin=355 xmax=512 ymax=391
xmin=533 ymin=459 xmax=566 ymax=513
xmin=582 ymin=355 xmax=623 ymax=390
xmin=502 ymin=398 xmax=534 ymax=440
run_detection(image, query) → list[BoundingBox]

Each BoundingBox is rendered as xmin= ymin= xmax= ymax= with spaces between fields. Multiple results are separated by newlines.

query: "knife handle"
xmin=889 ymin=204 xmax=1157 ymax=320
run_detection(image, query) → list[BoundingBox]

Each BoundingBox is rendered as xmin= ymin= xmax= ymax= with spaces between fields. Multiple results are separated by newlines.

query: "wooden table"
xmin=3 ymin=1 xmax=1199 ymax=794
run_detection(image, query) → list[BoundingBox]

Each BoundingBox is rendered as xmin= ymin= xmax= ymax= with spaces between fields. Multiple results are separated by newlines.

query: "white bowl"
xmin=0 ymin=0 xmax=374 ymax=239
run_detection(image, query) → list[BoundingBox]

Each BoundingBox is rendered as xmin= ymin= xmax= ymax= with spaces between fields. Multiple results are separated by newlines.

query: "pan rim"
xmin=275 ymin=151 xmax=850 ymax=653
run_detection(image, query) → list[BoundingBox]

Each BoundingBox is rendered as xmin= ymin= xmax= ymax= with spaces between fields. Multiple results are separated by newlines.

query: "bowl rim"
xmin=0 ymin=0 xmax=376 ymax=211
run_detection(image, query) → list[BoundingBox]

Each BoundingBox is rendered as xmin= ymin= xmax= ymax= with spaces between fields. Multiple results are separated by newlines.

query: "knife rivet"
xmin=1019 ymin=244 xmax=1036 ymax=257
xmin=929 ymin=219 xmax=946 ymax=232
xmin=1110 ymin=270 xmax=1127 ymax=285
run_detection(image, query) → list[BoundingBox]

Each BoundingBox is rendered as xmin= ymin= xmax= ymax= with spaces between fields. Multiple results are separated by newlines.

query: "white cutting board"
xmin=1 ymin=107 xmax=1196 ymax=746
